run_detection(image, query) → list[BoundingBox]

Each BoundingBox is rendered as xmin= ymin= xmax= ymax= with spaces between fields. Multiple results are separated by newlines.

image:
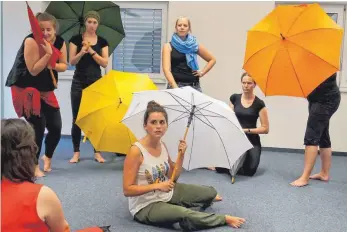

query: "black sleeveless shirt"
xmin=5 ymin=34 xmax=65 ymax=92
xmin=170 ymin=42 xmax=199 ymax=83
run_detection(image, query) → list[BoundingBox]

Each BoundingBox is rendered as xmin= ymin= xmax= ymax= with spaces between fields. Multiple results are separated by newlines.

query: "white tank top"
xmin=128 ymin=141 xmax=174 ymax=217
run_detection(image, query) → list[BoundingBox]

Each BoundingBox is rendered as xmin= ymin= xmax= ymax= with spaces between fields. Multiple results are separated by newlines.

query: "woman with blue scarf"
xmin=162 ymin=17 xmax=216 ymax=92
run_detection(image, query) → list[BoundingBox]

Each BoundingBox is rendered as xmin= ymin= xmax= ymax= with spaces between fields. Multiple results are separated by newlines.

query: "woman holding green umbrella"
xmin=69 ymin=11 xmax=109 ymax=163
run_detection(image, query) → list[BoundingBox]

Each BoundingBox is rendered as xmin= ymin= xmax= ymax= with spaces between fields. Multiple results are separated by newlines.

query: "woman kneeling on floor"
xmin=123 ymin=101 xmax=246 ymax=231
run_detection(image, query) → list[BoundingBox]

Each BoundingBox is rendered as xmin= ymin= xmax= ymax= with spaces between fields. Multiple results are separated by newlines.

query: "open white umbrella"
xmin=122 ymin=86 xmax=253 ymax=180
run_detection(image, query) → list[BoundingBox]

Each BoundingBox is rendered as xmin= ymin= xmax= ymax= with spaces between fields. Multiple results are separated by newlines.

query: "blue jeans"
xmin=167 ymin=82 xmax=202 ymax=92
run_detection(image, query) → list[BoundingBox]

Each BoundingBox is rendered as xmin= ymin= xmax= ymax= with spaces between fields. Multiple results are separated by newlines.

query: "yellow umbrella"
xmin=243 ymin=3 xmax=343 ymax=97
xmin=76 ymin=70 xmax=158 ymax=154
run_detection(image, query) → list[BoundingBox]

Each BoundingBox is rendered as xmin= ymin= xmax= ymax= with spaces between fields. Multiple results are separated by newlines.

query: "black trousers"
xmin=304 ymin=93 xmax=341 ymax=148
xmin=70 ymin=72 xmax=101 ymax=153
xmin=215 ymin=145 xmax=262 ymax=177
xmin=25 ymin=100 xmax=62 ymax=164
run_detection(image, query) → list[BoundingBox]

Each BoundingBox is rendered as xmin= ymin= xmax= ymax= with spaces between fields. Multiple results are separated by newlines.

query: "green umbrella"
xmin=45 ymin=1 xmax=125 ymax=56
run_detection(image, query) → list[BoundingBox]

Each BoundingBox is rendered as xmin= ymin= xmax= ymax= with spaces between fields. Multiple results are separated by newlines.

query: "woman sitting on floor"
xmin=123 ymin=101 xmax=246 ymax=231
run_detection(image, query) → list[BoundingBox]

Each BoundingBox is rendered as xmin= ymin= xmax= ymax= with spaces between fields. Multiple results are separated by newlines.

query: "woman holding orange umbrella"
xmin=291 ymin=73 xmax=341 ymax=187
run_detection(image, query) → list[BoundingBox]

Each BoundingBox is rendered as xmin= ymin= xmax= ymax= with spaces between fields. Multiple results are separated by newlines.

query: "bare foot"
xmin=69 ymin=152 xmax=80 ymax=163
xmin=310 ymin=173 xmax=329 ymax=181
xmin=41 ymin=155 xmax=52 ymax=172
xmin=290 ymin=177 xmax=309 ymax=187
xmin=225 ymin=215 xmax=246 ymax=228
xmin=35 ymin=165 xmax=45 ymax=178
xmin=94 ymin=153 xmax=105 ymax=163
xmin=214 ymin=194 xmax=222 ymax=202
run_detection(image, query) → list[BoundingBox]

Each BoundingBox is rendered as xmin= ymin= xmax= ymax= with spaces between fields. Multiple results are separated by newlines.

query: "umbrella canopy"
xmin=243 ymin=3 xmax=343 ymax=97
xmin=76 ymin=70 xmax=158 ymax=154
xmin=45 ymin=1 xmax=125 ymax=56
xmin=122 ymin=86 xmax=253 ymax=175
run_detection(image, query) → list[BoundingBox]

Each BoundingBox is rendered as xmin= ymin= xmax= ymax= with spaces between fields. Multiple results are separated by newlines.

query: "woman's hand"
xmin=192 ymin=70 xmax=204 ymax=78
xmin=178 ymin=140 xmax=187 ymax=154
xmin=40 ymin=39 xmax=53 ymax=55
xmin=156 ymin=180 xmax=175 ymax=192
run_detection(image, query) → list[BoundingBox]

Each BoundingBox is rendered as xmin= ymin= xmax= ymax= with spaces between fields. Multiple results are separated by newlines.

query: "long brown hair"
xmin=1 ymin=119 xmax=38 ymax=183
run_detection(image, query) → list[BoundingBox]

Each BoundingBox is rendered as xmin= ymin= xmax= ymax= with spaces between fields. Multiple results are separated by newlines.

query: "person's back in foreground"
xmin=1 ymin=118 xmax=69 ymax=232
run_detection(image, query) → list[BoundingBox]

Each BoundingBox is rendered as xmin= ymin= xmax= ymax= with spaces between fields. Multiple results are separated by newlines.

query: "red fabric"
xmin=1 ymin=178 xmax=49 ymax=232
xmin=26 ymin=1 xmax=61 ymax=68
xmin=11 ymin=86 xmax=59 ymax=118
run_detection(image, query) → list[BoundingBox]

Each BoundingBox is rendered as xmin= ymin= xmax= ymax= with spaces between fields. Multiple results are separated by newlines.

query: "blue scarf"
xmin=171 ymin=33 xmax=199 ymax=71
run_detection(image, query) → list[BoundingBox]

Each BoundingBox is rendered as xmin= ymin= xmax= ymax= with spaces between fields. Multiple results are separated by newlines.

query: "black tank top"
xmin=170 ymin=42 xmax=198 ymax=83
xmin=5 ymin=34 xmax=64 ymax=91
xmin=307 ymin=73 xmax=340 ymax=102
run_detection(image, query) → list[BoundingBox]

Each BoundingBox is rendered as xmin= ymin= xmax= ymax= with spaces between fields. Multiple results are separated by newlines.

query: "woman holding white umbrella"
xmin=123 ymin=101 xmax=246 ymax=230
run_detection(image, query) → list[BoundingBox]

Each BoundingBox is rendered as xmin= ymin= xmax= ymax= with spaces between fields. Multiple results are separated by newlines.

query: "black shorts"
xmin=304 ymin=94 xmax=341 ymax=148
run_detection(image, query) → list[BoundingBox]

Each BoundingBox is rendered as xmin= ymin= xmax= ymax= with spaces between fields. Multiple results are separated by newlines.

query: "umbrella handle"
xmin=170 ymin=127 xmax=190 ymax=181
xmin=49 ymin=69 xmax=57 ymax=89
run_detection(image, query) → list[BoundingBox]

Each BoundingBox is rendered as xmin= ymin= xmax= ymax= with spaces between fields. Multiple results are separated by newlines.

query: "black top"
xmin=307 ymin=73 xmax=340 ymax=103
xmin=69 ymin=35 xmax=108 ymax=75
xmin=230 ymin=94 xmax=266 ymax=146
xmin=170 ymin=42 xmax=199 ymax=83
xmin=5 ymin=34 xmax=65 ymax=91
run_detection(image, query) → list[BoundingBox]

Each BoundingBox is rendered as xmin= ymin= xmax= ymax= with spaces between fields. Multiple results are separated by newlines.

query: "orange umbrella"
xmin=243 ymin=3 xmax=343 ymax=97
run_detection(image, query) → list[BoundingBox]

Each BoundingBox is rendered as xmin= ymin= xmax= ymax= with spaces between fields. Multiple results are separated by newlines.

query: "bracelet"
xmin=248 ymin=129 xmax=251 ymax=134
xmin=91 ymin=52 xmax=96 ymax=57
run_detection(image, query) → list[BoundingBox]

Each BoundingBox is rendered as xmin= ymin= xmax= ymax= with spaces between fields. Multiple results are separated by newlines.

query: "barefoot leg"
xmin=69 ymin=152 xmax=80 ymax=163
xmin=225 ymin=215 xmax=246 ymax=228
xmin=291 ymin=145 xmax=318 ymax=187
xmin=214 ymin=194 xmax=222 ymax=202
xmin=35 ymin=165 xmax=45 ymax=177
xmin=42 ymin=155 xmax=52 ymax=172
xmin=310 ymin=147 xmax=331 ymax=181
xmin=94 ymin=152 xmax=105 ymax=163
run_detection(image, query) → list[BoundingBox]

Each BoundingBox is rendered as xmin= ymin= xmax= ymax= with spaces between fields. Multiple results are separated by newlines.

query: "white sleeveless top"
xmin=128 ymin=141 xmax=174 ymax=217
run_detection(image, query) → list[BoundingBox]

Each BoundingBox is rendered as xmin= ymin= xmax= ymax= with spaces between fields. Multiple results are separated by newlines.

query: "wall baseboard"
xmin=263 ymin=147 xmax=347 ymax=157
xmin=60 ymin=135 xmax=347 ymax=156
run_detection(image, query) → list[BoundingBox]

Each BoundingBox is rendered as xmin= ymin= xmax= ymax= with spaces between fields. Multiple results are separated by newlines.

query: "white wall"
xmin=1 ymin=1 xmax=346 ymax=152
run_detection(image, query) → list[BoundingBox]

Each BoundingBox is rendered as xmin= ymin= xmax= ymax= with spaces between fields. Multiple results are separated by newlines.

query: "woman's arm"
xmin=88 ymin=46 xmax=109 ymax=68
xmin=51 ymin=42 xmax=68 ymax=72
xmin=24 ymin=38 xmax=52 ymax=76
xmin=162 ymin=43 xmax=178 ymax=88
xmin=244 ymin=107 xmax=269 ymax=134
xmin=123 ymin=146 xmax=159 ymax=197
xmin=193 ymin=44 xmax=216 ymax=78
xmin=37 ymin=186 xmax=67 ymax=232
xmin=165 ymin=141 xmax=186 ymax=181
xmin=69 ymin=42 xmax=87 ymax=65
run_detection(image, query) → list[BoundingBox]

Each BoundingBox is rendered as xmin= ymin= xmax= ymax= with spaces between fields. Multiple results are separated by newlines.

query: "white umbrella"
xmin=122 ymin=86 xmax=253 ymax=180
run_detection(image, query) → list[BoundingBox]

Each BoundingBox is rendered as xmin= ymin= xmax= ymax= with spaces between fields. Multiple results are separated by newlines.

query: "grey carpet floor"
xmin=36 ymin=138 xmax=347 ymax=232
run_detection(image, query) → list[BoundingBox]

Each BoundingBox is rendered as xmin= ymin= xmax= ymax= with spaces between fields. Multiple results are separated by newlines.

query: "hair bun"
xmin=147 ymin=100 xmax=161 ymax=109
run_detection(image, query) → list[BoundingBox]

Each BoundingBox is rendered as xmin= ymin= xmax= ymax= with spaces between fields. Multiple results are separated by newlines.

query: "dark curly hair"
xmin=143 ymin=101 xmax=168 ymax=125
xmin=1 ymin=119 xmax=38 ymax=183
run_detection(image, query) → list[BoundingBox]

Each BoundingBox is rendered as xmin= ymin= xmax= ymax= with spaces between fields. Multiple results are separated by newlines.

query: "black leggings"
xmin=216 ymin=145 xmax=262 ymax=177
xmin=70 ymin=76 xmax=100 ymax=153
xmin=25 ymin=101 xmax=62 ymax=164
